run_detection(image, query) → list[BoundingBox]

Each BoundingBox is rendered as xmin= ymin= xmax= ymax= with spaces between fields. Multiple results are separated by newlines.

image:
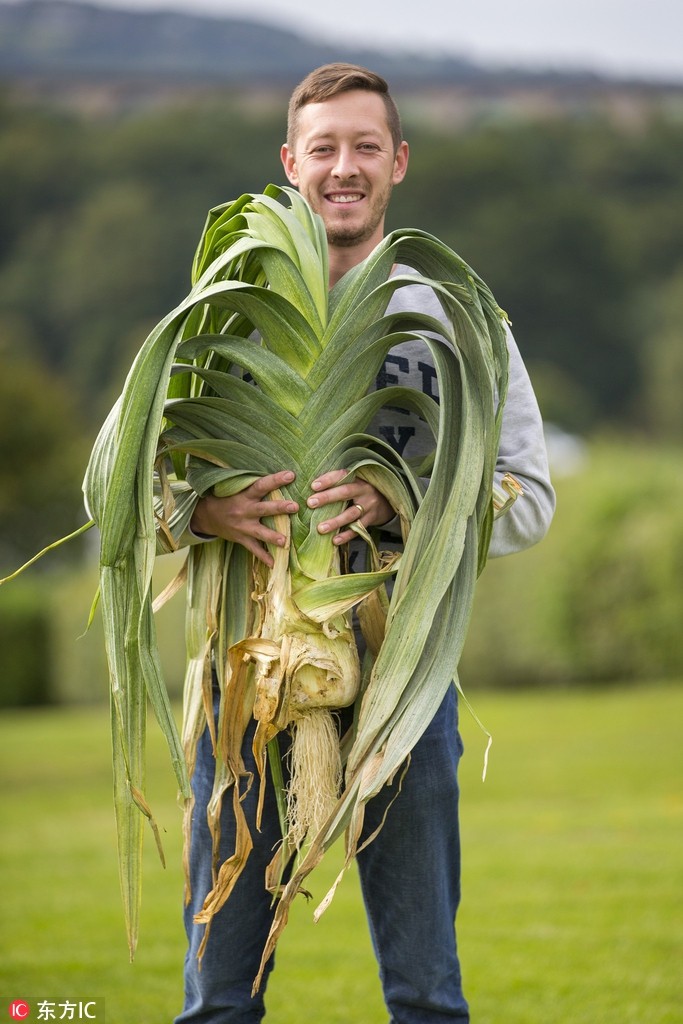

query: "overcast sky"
xmin=76 ymin=0 xmax=683 ymax=82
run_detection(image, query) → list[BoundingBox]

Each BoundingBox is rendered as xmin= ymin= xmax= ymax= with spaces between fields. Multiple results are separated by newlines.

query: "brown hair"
xmin=286 ymin=63 xmax=403 ymax=153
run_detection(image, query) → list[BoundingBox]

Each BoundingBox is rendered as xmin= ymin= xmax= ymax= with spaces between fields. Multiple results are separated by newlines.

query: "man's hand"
xmin=307 ymin=469 xmax=394 ymax=545
xmin=190 ymin=470 xmax=299 ymax=568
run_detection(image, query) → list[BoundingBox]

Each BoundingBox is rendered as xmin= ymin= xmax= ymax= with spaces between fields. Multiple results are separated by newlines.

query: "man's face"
xmin=281 ymin=90 xmax=409 ymax=256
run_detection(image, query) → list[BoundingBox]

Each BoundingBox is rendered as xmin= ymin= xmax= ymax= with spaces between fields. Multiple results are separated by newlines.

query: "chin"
xmin=325 ymin=230 xmax=366 ymax=247
xmin=325 ymin=220 xmax=378 ymax=247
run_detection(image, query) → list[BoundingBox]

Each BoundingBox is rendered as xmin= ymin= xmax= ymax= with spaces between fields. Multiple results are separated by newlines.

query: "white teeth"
xmin=329 ymin=194 xmax=362 ymax=203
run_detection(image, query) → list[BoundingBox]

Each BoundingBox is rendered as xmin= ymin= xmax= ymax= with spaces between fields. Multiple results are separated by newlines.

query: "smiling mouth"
xmin=327 ymin=193 xmax=364 ymax=204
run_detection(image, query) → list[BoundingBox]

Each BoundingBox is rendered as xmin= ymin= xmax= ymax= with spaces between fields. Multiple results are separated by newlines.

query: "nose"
xmin=331 ymin=144 xmax=359 ymax=179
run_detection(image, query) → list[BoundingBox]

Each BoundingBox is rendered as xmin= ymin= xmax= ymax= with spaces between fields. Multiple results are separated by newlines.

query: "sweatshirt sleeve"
xmin=154 ymin=477 xmax=210 ymax=555
xmin=488 ymin=324 xmax=556 ymax=557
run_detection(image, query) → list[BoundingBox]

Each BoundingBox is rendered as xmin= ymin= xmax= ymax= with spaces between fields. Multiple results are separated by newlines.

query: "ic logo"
xmin=9 ymin=1002 xmax=31 ymax=1020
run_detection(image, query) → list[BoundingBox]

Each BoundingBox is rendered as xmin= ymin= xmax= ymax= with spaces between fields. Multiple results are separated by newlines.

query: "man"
xmin=177 ymin=63 xmax=555 ymax=1023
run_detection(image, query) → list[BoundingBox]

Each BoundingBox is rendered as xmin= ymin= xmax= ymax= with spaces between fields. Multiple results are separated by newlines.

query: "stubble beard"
xmin=325 ymin=224 xmax=376 ymax=248
xmin=309 ymin=180 xmax=394 ymax=250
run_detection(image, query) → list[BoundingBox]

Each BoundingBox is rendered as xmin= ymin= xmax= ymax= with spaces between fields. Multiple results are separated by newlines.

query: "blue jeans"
xmin=175 ymin=684 xmax=468 ymax=1023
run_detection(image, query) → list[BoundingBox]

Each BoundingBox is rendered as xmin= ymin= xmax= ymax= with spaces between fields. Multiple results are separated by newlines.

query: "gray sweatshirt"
xmin=365 ymin=267 xmax=555 ymax=559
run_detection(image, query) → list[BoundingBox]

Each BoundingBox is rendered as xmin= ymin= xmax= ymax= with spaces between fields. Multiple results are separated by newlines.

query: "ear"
xmin=392 ymin=140 xmax=409 ymax=185
xmin=281 ymin=144 xmax=299 ymax=186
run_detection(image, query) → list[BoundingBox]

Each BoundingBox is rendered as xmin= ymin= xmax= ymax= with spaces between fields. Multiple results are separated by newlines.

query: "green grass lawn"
xmin=1 ymin=684 xmax=681 ymax=1023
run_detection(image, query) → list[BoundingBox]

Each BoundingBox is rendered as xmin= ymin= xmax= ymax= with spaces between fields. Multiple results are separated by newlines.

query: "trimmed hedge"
xmin=461 ymin=438 xmax=683 ymax=688
xmin=0 ymin=580 xmax=53 ymax=706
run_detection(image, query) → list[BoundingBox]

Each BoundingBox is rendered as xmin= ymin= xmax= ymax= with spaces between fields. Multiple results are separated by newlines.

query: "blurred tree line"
xmin=1 ymin=89 xmax=682 ymax=574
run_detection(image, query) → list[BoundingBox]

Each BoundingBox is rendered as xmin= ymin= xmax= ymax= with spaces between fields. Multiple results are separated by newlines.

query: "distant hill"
xmin=0 ymin=0 xmax=611 ymax=88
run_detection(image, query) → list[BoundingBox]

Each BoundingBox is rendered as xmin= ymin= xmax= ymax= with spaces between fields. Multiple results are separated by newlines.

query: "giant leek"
xmin=4 ymin=184 xmax=515 ymax=979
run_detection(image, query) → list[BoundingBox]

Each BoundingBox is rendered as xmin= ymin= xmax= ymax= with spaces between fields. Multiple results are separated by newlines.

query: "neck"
xmin=328 ymin=236 xmax=383 ymax=288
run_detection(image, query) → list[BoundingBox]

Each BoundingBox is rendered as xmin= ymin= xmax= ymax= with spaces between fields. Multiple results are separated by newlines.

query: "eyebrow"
xmin=304 ymin=128 xmax=384 ymax=146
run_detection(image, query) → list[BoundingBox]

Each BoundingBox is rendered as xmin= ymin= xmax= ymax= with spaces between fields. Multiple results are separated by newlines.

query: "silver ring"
xmin=353 ymin=503 xmax=365 ymax=519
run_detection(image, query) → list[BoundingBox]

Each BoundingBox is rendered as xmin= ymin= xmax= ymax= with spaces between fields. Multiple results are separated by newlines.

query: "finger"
xmin=307 ymin=481 xmax=356 ymax=510
xmin=316 ymin=503 xmax=361 ymax=536
xmin=332 ymin=528 xmax=358 ymax=547
xmin=317 ymin=491 xmax=392 ymax=537
xmin=237 ymin=522 xmax=291 ymax=565
xmin=240 ymin=536 xmax=275 ymax=568
xmin=310 ymin=469 xmax=349 ymax=493
xmin=248 ymin=469 xmax=297 ymax=498
xmin=251 ymin=521 xmax=290 ymax=548
xmin=253 ymin=496 xmax=299 ymax=518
